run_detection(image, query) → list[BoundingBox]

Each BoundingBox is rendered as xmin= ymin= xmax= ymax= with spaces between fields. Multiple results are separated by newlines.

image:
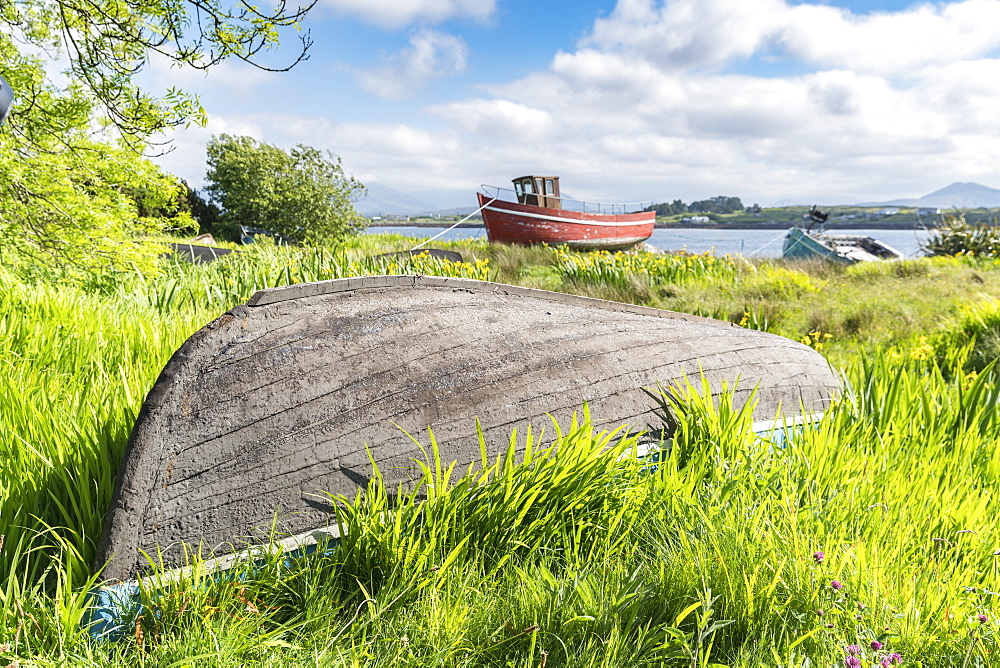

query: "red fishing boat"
xmin=478 ymin=175 xmax=655 ymax=250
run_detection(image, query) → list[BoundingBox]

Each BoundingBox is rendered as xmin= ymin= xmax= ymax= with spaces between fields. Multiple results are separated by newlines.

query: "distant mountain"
xmin=858 ymin=182 xmax=1000 ymax=209
xmin=354 ymin=182 xmax=441 ymax=216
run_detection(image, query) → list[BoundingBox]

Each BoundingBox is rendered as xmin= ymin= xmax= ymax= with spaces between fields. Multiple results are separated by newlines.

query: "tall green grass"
xmin=2 ymin=237 xmax=1000 ymax=665
xmin=553 ymin=247 xmax=740 ymax=304
xmin=7 ymin=356 xmax=999 ymax=666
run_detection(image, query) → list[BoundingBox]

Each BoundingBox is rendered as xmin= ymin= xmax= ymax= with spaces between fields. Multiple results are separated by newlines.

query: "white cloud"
xmin=321 ymin=0 xmax=495 ymax=29
xmin=452 ymin=0 xmax=1000 ymax=203
xmin=358 ymin=29 xmax=468 ymax=98
xmin=431 ymin=99 xmax=555 ymax=139
xmin=248 ymin=115 xmax=467 ymax=190
xmin=584 ymin=0 xmax=1000 ymax=76
xmin=781 ymin=1 xmax=1000 ymax=74
xmin=146 ymin=53 xmax=279 ymax=100
xmin=584 ymin=0 xmax=788 ymax=70
xmin=155 ymin=0 xmax=1000 ymax=207
xmin=152 ymin=115 xmax=270 ymax=188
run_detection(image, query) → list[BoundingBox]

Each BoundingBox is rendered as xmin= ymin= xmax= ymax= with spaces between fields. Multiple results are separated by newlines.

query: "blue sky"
xmin=150 ymin=0 xmax=1000 ymax=209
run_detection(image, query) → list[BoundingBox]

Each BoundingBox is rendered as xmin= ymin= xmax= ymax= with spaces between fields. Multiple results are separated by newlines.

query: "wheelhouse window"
xmin=512 ymin=175 xmax=560 ymax=209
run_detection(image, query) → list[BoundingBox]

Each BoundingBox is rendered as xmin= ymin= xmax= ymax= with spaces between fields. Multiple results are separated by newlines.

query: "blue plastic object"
xmin=85 ymin=528 xmax=342 ymax=642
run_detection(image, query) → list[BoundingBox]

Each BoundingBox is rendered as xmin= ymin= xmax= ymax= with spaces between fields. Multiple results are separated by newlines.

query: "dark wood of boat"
xmin=95 ymin=276 xmax=838 ymax=581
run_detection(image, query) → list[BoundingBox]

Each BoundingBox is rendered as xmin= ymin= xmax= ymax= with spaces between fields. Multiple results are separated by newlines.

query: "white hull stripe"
xmin=561 ymin=236 xmax=650 ymax=247
xmin=484 ymin=205 xmax=653 ymax=228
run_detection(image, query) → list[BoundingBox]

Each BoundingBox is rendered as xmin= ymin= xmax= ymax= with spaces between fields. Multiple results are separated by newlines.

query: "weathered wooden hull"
xmin=479 ymin=193 xmax=655 ymax=250
xmin=782 ymin=226 xmax=905 ymax=263
xmin=96 ymin=276 xmax=838 ymax=581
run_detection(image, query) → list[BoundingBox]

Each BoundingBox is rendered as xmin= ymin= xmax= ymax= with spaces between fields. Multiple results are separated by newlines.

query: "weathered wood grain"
xmin=95 ymin=276 xmax=839 ymax=581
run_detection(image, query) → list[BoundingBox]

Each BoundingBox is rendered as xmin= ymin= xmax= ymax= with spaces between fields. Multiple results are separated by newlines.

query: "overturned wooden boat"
xmin=96 ymin=275 xmax=838 ymax=582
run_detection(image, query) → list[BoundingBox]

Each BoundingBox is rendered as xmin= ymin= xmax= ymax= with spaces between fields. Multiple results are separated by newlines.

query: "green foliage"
xmin=1 ymin=0 xmax=312 ymax=143
xmin=844 ymin=257 xmax=931 ymax=279
xmin=130 ymin=180 xmax=218 ymax=236
xmin=553 ymin=247 xmax=739 ymax=299
xmin=181 ymin=182 xmax=224 ymax=237
xmin=0 ymin=130 xmax=193 ymax=277
xmin=644 ymin=197 xmax=747 ymax=217
xmin=0 ymin=30 xmax=193 ymax=276
xmin=0 ymin=274 xmax=207 ymax=595
xmin=736 ymin=263 xmax=822 ymax=300
xmin=689 ymin=195 xmax=744 ymax=214
xmin=9 ymin=347 xmax=1000 ymax=665
xmin=922 ymin=214 xmax=1000 ymax=257
xmin=0 ymin=0 xmax=315 ymax=272
xmin=932 ymin=298 xmax=1000 ymax=374
xmin=644 ymin=199 xmax=688 ymax=216
xmin=205 ymin=134 xmax=366 ymax=245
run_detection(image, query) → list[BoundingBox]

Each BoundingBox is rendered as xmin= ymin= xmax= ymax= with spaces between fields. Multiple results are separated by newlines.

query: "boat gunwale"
xmin=481 ymin=183 xmax=652 ymax=217
xmin=480 ymin=197 xmax=655 ymax=228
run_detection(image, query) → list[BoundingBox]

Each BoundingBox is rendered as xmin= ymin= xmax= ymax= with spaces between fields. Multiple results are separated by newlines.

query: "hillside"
xmin=858 ymin=181 xmax=1000 ymax=209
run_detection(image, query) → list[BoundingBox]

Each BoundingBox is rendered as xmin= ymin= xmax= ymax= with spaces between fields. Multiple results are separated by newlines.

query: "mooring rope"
xmin=746 ymin=229 xmax=789 ymax=257
xmin=410 ymin=194 xmax=498 ymax=251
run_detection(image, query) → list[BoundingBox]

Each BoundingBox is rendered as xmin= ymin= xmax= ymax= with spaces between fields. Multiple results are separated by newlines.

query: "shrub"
xmin=922 ymin=215 xmax=1000 ymax=257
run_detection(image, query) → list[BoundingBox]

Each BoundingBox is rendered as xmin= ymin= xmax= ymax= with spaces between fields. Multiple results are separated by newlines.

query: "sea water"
xmin=365 ymin=226 xmax=933 ymax=259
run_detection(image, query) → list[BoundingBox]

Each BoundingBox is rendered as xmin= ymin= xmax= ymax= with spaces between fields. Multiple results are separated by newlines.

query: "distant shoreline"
xmin=365 ymin=221 xmax=936 ymax=231
xmin=366 ymin=222 xmax=482 ymax=228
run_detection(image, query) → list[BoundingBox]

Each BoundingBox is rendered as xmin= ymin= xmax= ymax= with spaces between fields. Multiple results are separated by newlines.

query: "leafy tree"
xmin=644 ymin=199 xmax=687 ymax=216
xmin=182 ymin=184 xmax=224 ymax=237
xmin=205 ymin=135 xmax=365 ymax=246
xmin=0 ymin=102 xmax=194 ymax=276
xmin=689 ymin=196 xmax=744 ymax=214
xmin=0 ymin=0 xmax=315 ymax=274
xmin=126 ymin=179 xmax=223 ymax=236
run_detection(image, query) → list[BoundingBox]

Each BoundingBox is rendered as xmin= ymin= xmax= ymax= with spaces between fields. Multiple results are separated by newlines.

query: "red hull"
xmin=478 ymin=193 xmax=655 ymax=250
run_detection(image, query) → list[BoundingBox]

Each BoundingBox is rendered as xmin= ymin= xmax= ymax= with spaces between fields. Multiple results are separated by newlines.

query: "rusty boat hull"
xmin=478 ymin=193 xmax=655 ymax=250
